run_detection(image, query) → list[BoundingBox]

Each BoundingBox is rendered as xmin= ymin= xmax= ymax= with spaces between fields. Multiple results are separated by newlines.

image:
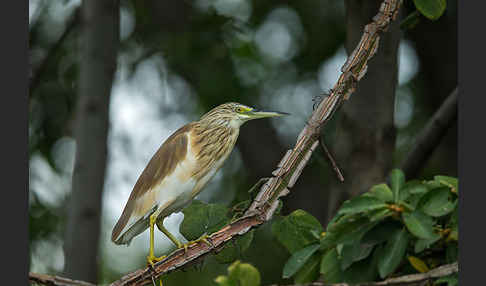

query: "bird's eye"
xmin=236 ymin=107 xmax=243 ymax=113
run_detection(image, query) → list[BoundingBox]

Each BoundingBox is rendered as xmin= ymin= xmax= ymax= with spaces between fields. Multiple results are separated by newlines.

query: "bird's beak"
xmin=246 ymin=109 xmax=290 ymax=119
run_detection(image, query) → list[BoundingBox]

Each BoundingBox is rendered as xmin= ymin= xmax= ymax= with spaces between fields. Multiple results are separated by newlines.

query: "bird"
xmin=111 ymin=102 xmax=288 ymax=266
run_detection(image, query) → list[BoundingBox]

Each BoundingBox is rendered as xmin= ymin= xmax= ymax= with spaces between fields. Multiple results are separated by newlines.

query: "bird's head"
xmin=199 ymin=102 xmax=289 ymax=129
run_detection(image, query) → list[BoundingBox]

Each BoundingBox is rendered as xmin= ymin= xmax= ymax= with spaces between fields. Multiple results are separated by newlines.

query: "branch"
xmin=29 ymin=272 xmax=96 ymax=286
xmin=268 ymin=262 xmax=458 ymax=286
xmin=30 ymin=7 xmax=80 ymax=95
xmin=108 ymin=1 xmax=402 ymax=286
xmin=400 ymin=87 xmax=458 ymax=178
xmin=29 ymin=262 xmax=458 ymax=286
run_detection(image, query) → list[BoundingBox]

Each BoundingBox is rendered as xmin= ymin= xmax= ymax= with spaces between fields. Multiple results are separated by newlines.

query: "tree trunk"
xmin=326 ymin=0 xmax=400 ymax=222
xmin=63 ymin=0 xmax=119 ymax=283
xmin=405 ymin=1 xmax=457 ymax=177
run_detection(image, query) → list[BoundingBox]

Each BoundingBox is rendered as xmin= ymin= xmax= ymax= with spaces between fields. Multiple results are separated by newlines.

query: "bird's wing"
xmin=111 ymin=123 xmax=194 ymax=244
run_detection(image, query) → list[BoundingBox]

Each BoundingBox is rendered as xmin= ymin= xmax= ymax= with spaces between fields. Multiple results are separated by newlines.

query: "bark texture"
xmin=326 ymin=0 xmax=401 ymax=222
xmin=63 ymin=0 xmax=119 ymax=282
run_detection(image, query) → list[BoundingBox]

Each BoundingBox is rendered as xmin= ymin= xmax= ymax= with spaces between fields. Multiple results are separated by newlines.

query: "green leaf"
xmin=367 ymin=208 xmax=393 ymax=222
xmin=377 ymin=228 xmax=410 ymax=279
xmin=400 ymin=180 xmax=428 ymax=202
xmin=402 ymin=210 xmax=440 ymax=240
xmin=418 ymin=187 xmax=456 ymax=217
xmin=342 ymin=246 xmax=380 ymax=283
xmin=423 ymin=180 xmax=442 ymax=190
xmin=180 ymin=200 xmax=229 ymax=240
xmin=340 ymin=242 xmax=373 ymax=270
xmin=294 ymin=253 xmax=321 ymax=284
xmin=338 ymin=196 xmax=387 ymax=216
xmin=390 ymin=169 xmax=405 ymax=203
xmin=272 ymin=209 xmax=323 ymax=254
xmin=215 ymin=230 xmax=254 ymax=263
xmin=413 ymin=0 xmax=447 ymax=20
xmin=320 ymin=248 xmax=344 ymax=283
xmin=405 ymin=193 xmax=426 ymax=209
xmin=362 ymin=221 xmax=402 ymax=246
xmin=215 ymin=260 xmax=261 ymax=286
xmin=328 ymin=216 xmax=377 ymax=246
xmin=414 ymin=235 xmax=440 ymax=253
xmin=434 ymin=175 xmax=458 ymax=193
xmin=435 ymin=273 xmax=458 ymax=286
xmin=368 ymin=183 xmax=393 ymax=202
xmin=320 ymin=232 xmax=337 ymax=251
xmin=326 ymin=212 xmax=343 ymax=230
xmin=282 ymin=243 xmax=320 ymax=278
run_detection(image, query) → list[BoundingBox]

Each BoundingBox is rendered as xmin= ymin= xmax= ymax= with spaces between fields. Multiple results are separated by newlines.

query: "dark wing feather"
xmin=111 ymin=123 xmax=193 ymax=244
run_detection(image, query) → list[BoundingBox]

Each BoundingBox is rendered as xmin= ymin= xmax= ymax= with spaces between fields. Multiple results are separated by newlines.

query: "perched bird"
xmin=111 ymin=102 xmax=288 ymax=265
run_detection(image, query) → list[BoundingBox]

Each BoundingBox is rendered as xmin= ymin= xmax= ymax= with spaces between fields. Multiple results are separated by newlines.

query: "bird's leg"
xmin=147 ymin=213 xmax=166 ymax=267
xmin=156 ymin=220 xmax=184 ymax=249
xmin=156 ymin=219 xmax=212 ymax=252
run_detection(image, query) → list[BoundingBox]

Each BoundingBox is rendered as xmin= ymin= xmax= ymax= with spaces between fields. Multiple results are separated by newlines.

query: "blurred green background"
xmin=28 ymin=0 xmax=457 ymax=285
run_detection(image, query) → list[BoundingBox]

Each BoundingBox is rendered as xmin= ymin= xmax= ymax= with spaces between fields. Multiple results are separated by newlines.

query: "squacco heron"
xmin=111 ymin=102 xmax=288 ymax=266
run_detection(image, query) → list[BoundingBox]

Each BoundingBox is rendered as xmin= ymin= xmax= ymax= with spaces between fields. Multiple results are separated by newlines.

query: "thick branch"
xmin=29 ymin=272 xmax=96 ymax=286
xmin=108 ymin=1 xmax=403 ymax=286
xmin=400 ymin=87 xmax=458 ymax=178
xmin=269 ymin=262 xmax=458 ymax=286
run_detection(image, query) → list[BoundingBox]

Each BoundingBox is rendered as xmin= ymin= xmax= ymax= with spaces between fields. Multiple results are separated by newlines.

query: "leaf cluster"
xmin=180 ymin=200 xmax=254 ymax=263
xmin=214 ymin=260 xmax=261 ymax=286
xmin=272 ymin=169 xmax=458 ymax=285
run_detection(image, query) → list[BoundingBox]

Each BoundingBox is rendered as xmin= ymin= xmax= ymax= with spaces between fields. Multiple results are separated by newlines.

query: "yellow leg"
xmin=156 ymin=220 xmax=212 ymax=252
xmin=156 ymin=220 xmax=184 ymax=249
xmin=147 ymin=213 xmax=166 ymax=267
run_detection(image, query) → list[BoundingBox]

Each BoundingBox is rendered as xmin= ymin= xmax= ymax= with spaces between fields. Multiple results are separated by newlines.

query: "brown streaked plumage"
xmin=111 ymin=124 xmax=192 ymax=243
xmin=110 ymin=102 xmax=288 ymax=264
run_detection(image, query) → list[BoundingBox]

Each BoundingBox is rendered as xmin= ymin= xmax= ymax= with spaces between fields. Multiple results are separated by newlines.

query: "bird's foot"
xmin=187 ymin=234 xmax=213 ymax=248
xmin=177 ymin=234 xmax=213 ymax=252
xmin=147 ymin=254 xmax=167 ymax=268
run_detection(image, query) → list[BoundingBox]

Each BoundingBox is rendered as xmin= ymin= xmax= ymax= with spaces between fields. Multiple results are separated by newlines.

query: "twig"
xmin=400 ymin=87 xmax=458 ymax=178
xmin=107 ymin=1 xmax=402 ymax=286
xmin=30 ymin=7 xmax=80 ymax=95
xmin=29 ymin=272 xmax=96 ymax=286
xmin=319 ymin=138 xmax=344 ymax=182
xmin=268 ymin=262 xmax=458 ymax=286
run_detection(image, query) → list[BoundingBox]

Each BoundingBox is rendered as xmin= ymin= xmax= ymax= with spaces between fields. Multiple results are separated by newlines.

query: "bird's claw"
xmin=178 ymin=234 xmax=213 ymax=253
xmin=147 ymin=254 xmax=166 ymax=268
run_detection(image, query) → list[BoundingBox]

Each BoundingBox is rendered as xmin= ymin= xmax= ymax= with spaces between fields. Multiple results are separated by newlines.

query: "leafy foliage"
xmin=271 ymin=209 xmax=323 ymax=254
xmin=272 ymin=170 xmax=458 ymax=283
xmin=180 ymin=200 xmax=230 ymax=241
xmin=180 ymin=200 xmax=254 ymax=263
xmin=214 ymin=260 xmax=261 ymax=286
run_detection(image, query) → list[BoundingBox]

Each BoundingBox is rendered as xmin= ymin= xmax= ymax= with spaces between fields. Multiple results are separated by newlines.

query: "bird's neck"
xmin=190 ymin=121 xmax=240 ymax=180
